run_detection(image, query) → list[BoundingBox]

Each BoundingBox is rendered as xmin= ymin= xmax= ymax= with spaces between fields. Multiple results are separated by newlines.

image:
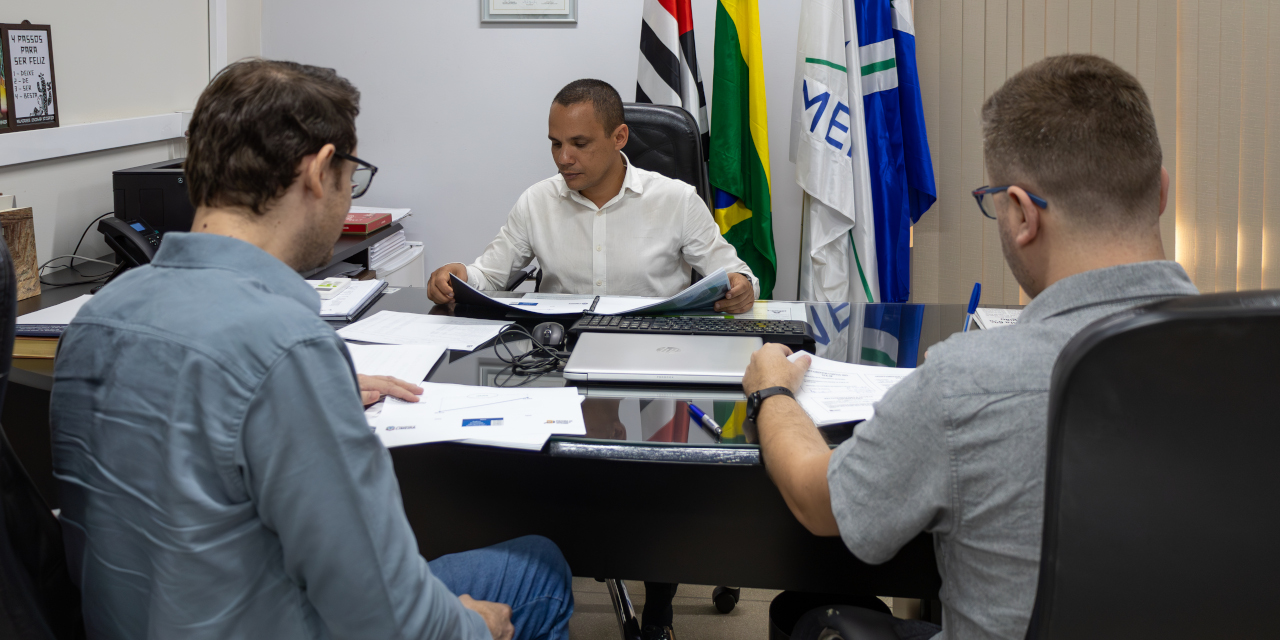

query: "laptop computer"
xmin=563 ymin=332 xmax=763 ymax=384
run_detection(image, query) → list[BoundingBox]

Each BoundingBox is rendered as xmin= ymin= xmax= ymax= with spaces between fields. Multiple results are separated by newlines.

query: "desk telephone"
xmin=99 ymin=217 xmax=161 ymax=265
xmin=97 ymin=217 xmax=162 ymax=285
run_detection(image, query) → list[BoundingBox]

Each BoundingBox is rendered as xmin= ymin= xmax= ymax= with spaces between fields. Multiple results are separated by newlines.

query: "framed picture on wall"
xmin=0 ymin=32 xmax=8 ymax=131
xmin=482 ymin=0 xmax=577 ymax=24
xmin=0 ymin=22 xmax=60 ymax=134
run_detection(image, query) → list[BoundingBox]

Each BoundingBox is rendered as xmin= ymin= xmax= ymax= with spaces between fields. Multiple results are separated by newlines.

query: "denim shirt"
xmin=51 ymin=233 xmax=489 ymax=640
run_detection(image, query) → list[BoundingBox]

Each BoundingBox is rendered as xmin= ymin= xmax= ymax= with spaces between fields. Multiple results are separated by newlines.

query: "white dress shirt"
xmin=463 ymin=154 xmax=760 ymax=298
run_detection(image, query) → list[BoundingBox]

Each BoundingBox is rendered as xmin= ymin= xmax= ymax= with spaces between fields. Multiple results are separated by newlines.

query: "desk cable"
xmin=492 ymin=325 xmax=569 ymax=387
xmin=39 ymin=212 xmax=120 ymax=287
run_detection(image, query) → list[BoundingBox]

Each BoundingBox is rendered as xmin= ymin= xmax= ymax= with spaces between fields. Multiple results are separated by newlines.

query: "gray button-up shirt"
xmin=828 ymin=261 xmax=1198 ymax=640
xmin=51 ymin=233 xmax=489 ymax=640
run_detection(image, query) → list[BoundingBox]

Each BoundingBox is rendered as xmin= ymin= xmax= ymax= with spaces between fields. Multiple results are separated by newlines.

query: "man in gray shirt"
xmin=741 ymin=55 xmax=1198 ymax=640
xmin=51 ymin=60 xmax=572 ymax=640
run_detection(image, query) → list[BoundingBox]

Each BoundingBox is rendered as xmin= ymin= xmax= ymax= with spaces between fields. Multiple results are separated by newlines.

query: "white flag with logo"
xmin=790 ymin=0 xmax=879 ymax=309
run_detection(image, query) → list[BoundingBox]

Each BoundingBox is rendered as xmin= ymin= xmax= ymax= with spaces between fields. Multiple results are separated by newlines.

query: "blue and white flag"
xmin=791 ymin=0 xmax=936 ymax=308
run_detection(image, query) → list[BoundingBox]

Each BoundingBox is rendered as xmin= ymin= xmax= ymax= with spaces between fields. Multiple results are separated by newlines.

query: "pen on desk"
xmin=687 ymin=404 xmax=722 ymax=439
xmin=963 ymin=282 xmax=982 ymax=333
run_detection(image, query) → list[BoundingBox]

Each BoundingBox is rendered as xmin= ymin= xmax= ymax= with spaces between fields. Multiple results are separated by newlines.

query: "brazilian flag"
xmin=710 ymin=0 xmax=777 ymax=299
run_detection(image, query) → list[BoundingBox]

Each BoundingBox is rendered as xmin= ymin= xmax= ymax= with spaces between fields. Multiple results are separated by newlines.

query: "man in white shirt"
xmin=428 ymin=79 xmax=758 ymax=314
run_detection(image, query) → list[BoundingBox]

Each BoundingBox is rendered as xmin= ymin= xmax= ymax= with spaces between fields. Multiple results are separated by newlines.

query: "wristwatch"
xmin=742 ymin=386 xmax=795 ymax=443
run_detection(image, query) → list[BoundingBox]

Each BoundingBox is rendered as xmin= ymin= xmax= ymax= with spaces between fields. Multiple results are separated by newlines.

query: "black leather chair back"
xmin=1028 ymin=290 xmax=1280 ymax=639
xmin=622 ymin=103 xmax=711 ymax=207
xmin=0 ymin=236 xmax=84 ymax=639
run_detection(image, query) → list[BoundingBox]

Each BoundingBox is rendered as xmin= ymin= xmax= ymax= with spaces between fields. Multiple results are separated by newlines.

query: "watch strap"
xmin=753 ymin=386 xmax=795 ymax=405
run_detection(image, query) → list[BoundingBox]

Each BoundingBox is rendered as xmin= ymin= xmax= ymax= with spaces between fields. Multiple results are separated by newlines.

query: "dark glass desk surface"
xmin=360 ymin=287 xmax=1011 ymax=459
xmin=9 ymin=283 xmax=1008 ymax=596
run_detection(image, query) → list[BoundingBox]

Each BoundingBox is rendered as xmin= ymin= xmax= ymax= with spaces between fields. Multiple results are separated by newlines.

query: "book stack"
xmin=369 ymin=230 xmax=420 ymax=274
xmin=343 ymin=211 xmax=391 ymax=235
xmin=15 ymin=295 xmax=92 ymax=359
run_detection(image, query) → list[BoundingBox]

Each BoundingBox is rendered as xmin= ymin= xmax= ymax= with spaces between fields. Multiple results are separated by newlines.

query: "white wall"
xmin=227 ymin=0 xmax=264 ymax=66
xmin=263 ymin=0 xmax=805 ymax=299
xmin=0 ymin=1 xmax=209 ymax=265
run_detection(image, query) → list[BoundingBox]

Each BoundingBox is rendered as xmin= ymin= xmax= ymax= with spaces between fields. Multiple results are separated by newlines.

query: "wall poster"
xmin=1 ymin=22 xmax=59 ymax=134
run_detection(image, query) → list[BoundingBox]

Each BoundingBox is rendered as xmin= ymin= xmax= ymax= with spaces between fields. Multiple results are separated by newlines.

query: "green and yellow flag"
xmin=710 ymin=0 xmax=777 ymax=299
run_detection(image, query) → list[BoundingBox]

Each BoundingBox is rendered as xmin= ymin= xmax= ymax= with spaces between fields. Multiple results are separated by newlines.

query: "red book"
xmin=343 ymin=212 xmax=391 ymax=235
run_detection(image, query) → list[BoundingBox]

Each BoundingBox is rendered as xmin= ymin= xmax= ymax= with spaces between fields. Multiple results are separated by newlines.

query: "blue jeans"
xmin=429 ymin=535 xmax=574 ymax=640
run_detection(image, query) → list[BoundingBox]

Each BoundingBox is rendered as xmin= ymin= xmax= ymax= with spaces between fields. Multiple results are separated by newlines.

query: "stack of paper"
xmin=338 ymin=310 xmax=509 ymax=351
xmin=308 ymin=279 xmax=387 ymax=320
xmin=787 ymin=351 xmax=915 ymax=425
xmin=368 ymin=230 xmax=409 ymax=271
xmin=974 ymin=308 xmax=1022 ymax=330
xmin=372 ymin=383 xmax=586 ymax=450
xmin=376 ymin=242 xmax=422 ymax=275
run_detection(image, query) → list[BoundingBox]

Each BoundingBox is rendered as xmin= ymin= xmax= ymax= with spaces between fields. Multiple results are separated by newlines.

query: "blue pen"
xmin=963 ymin=282 xmax=982 ymax=332
xmin=688 ymin=404 xmax=722 ymax=439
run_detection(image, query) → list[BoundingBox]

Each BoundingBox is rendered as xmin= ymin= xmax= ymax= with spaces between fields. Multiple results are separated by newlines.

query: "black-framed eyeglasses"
xmin=972 ymin=185 xmax=1049 ymax=220
xmin=335 ymin=151 xmax=378 ymax=199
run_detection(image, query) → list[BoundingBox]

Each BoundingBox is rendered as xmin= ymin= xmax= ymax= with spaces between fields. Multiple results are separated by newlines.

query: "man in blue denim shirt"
xmin=51 ymin=59 xmax=573 ymax=640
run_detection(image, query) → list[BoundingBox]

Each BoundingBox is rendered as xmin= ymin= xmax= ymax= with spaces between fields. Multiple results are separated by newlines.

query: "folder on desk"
xmin=311 ymin=279 xmax=387 ymax=322
xmin=448 ymin=269 xmax=732 ymax=318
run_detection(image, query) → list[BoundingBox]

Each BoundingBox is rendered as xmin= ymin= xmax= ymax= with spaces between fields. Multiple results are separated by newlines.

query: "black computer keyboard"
xmin=569 ymin=314 xmax=810 ymax=345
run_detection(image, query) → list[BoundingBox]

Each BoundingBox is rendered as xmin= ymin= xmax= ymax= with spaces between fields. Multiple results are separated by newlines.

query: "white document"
xmin=974 ymin=307 xmax=1022 ymax=330
xmin=604 ymin=268 xmax=732 ymax=315
xmin=337 ymin=311 xmax=508 ymax=351
xmin=374 ymin=383 xmax=586 ymax=450
xmin=731 ymin=301 xmax=808 ymax=322
xmin=16 ymin=295 xmax=92 ymax=326
xmin=349 ymin=205 xmax=411 ymax=223
xmin=501 ymin=298 xmax=595 ymax=315
xmin=345 ymin=344 xmax=446 ymax=384
xmin=590 ymin=295 xmax=668 ymax=315
xmin=518 ymin=293 xmax=599 ymax=313
xmin=787 ymin=351 xmax=914 ymax=425
xmin=308 ymin=279 xmax=384 ymax=318
xmin=522 ymin=293 xmax=595 ymax=300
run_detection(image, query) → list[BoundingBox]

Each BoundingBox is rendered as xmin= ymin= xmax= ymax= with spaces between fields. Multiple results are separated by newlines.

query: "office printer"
xmin=113 ymin=159 xmax=194 ymax=233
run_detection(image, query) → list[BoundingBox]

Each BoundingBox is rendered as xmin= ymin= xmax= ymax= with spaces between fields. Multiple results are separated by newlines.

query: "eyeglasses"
xmin=335 ymin=151 xmax=378 ymax=199
xmin=971 ymin=185 xmax=1049 ymax=220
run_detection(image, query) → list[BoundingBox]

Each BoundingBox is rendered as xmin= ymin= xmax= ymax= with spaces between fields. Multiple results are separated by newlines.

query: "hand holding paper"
xmin=785 ymin=351 xmax=914 ymax=425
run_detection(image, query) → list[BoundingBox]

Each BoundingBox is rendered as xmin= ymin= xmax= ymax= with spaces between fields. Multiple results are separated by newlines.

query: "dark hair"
xmin=185 ymin=59 xmax=360 ymax=215
xmin=982 ymin=54 xmax=1162 ymax=226
xmin=553 ymin=79 xmax=625 ymax=135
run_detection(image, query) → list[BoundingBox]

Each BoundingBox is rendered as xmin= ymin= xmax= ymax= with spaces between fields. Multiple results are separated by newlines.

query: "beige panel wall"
xmin=910 ymin=0 xmax=1279 ymax=301
xmin=1175 ymin=0 xmax=1280 ymax=293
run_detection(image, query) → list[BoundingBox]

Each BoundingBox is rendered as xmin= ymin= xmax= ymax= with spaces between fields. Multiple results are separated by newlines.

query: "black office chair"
xmin=503 ymin=264 xmax=540 ymax=292
xmin=0 ymin=236 xmax=85 ymax=639
xmin=621 ymin=103 xmax=711 ymax=207
xmin=1027 ymin=290 xmax=1280 ymax=639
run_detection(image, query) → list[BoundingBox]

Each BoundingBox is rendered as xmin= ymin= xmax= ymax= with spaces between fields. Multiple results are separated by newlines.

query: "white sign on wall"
xmin=1 ymin=23 xmax=59 ymax=133
xmin=482 ymin=0 xmax=576 ymax=22
xmin=8 ymin=30 xmax=54 ymax=124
